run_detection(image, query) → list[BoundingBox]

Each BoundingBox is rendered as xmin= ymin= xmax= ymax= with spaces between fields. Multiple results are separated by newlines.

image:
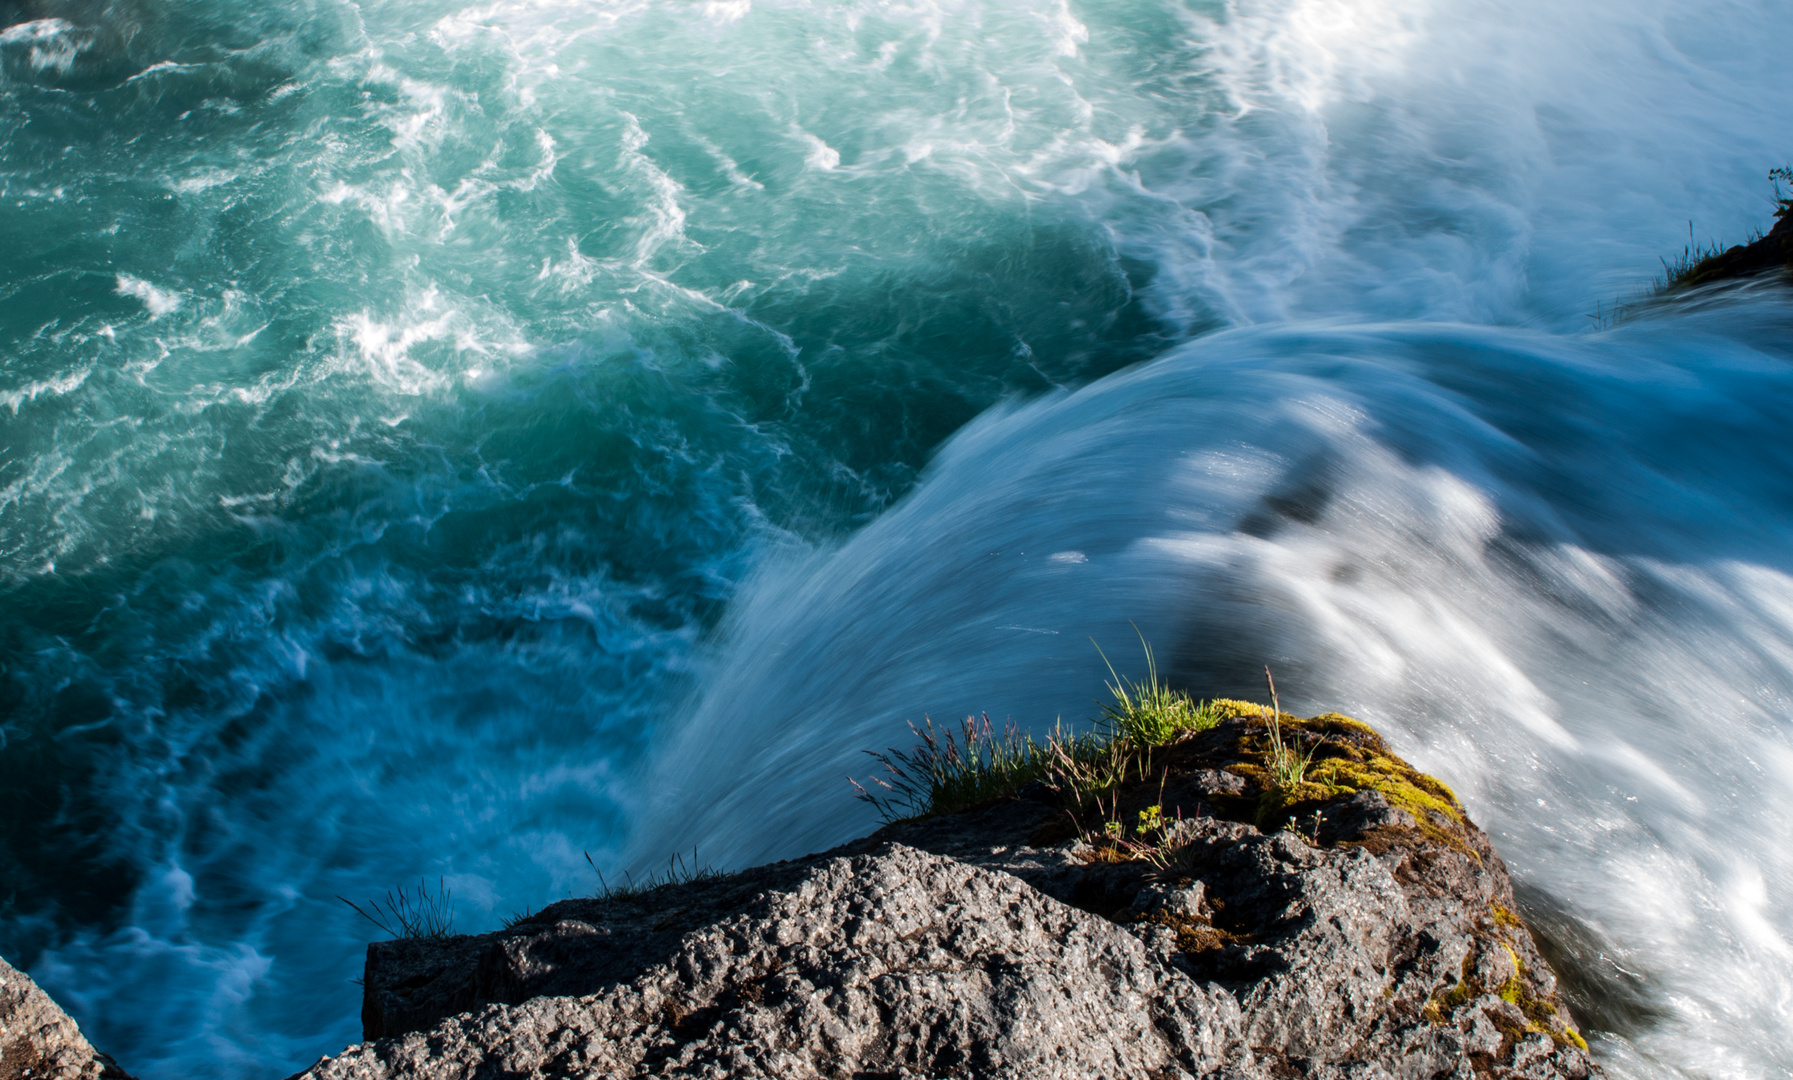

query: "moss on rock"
xmin=1209 ymin=706 xmax=1476 ymax=860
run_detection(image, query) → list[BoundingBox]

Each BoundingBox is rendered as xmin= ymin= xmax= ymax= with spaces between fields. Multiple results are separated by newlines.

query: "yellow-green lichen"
xmin=1424 ymin=942 xmax=1585 ymax=1053
xmin=1303 ymin=711 xmax=1384 ymax=738
xmin=1498 ymin=975 xmax=1524 ymax=1004
xmin=1221 ymin=711 xmax=1474 ymax=859
xmin=1498 ymin=952 xmax=1587 ymax=1053
xmin=1424 ymin=950 xmax=1479 ymax=1026
xmin=1309 ymin=750 xmax=1463 ymax=825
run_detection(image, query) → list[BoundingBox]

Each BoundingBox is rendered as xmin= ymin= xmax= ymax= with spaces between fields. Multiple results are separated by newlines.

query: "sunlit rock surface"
xmin=299 ymin=715 xmax=1592 ymax=1080
xmin=0 ymin=956 xmax=133 ymax=1080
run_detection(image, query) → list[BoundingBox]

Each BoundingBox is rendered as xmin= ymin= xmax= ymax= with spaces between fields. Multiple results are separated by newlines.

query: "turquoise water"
xmin=2 ymin=0 xmax=1791 ymax=1076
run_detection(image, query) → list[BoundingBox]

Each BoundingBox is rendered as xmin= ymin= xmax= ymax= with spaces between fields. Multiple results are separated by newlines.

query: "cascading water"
xmin=0 ymin=0 xmax=1788 ymax=1077
xmin=643 ymin=303 xmax=1793 ymax=1078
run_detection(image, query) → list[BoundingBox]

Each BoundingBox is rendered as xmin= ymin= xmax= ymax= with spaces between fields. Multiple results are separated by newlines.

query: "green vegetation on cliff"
xmin=852 ymin=639 xmax=1226 ymax=823
xmin=853 ymin=646 xmax=1467 ymax=850
xmin=851 ymin=645 xmax=1589 ymax=1056
xmin=1662 ymin=166 xmax=1793 ymax=289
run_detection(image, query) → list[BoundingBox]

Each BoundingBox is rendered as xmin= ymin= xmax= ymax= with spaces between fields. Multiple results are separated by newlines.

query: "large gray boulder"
xmin=308 ymin=844 xmax=1247 ymax=1080
xmin=300 ymin=714 xmax=1596 ymax=1080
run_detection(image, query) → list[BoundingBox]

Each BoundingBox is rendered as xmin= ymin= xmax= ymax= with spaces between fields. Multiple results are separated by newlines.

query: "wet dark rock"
xmin=303 ymin=713 xmax=1596 ymax=1080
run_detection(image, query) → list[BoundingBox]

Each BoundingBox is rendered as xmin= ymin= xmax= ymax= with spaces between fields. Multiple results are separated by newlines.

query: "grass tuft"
xmin=1662 ymin=168 xmax=1793 ymax=289
xmin=852 ymin=713 xmax=1071 ymax=823
xmin=1045 ymin=730 xmax=1155 ymax=819
xmin=1660 ymin=223 xmax=1732 ymax=288
xmin=586 ymin=847 xmax=725 ymax=902
xmin=338 ymin=878 xmax=455 ymax=940
xmin=1094 ymin=630 xmax=1219 ymax=746
xmin=853 ymin=637 xmax=1226 ymax=825
xmin=1262 ymin=666 xmax=1316 ymax=791
xmin=1073 ymin=771 xmax=1198 ymax=870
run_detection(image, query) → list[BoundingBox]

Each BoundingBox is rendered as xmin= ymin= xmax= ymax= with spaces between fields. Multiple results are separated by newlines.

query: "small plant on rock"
xmin=1661 ymin=166 xmax=1793 ymax=289
xmin=852 ymin=713 xmax=1066 ymax=823
xmin=586 ymin=847 xmax=725 ymax=901
xmin=850 ymin=634 xmax=1223 ymax=825
xmin=1263 ymin=666 xmax=1316 ymax=792
xmin=338 ymin=878 xmax=455 ymax=940
xmin=1075 ymin=773 xmax=1192 ymax=870
xmin=1044 ymin=724 xmax=1153 ymax=818
xmin=1095 ymin=631 xmax=1218 ymax=747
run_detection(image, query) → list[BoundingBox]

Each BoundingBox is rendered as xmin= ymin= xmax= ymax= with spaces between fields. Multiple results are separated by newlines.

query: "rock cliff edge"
xmin=0 ymin=955 xmax=133 ymax=1080
xmin=0 ymin=709 xmax=1596 ymax=1079
xmin=302 ymin=710 xmax=1595 ymax=1080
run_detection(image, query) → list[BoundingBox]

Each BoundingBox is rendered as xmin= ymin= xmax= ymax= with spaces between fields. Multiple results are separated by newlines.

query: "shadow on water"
xmin=1514 ymin=882 xmax=1668 ymax=1040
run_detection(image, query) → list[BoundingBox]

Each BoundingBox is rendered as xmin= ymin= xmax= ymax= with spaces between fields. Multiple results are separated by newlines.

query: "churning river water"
xmin=2 ymin=0 xmax=1791 ymax=1076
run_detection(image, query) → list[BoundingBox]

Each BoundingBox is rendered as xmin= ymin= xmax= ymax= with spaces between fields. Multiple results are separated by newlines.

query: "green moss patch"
xmin=1425 ymin=938 xmax=1588 ymax=1053
xmin=1216 ymin=709 xmax=1475 ymax=858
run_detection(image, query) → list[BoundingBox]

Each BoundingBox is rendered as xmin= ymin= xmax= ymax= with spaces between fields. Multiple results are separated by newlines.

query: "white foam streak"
xmin=0 ymin=18 xmax=75 ymax=44
xmin=2 ymin=368 xmax=91 ymax=413
xmin=116 ymin=275 xmax=184 ymax=319
xmin=795 ymin=129 xmax=841 ymax=171
xmin=0 ymin=17 xmax=89 ymax=73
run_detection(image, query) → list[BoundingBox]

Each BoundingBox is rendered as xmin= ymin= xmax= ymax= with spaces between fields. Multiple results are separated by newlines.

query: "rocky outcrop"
xmin=299 ymin=712 xmax=1595 ymax=1080
xmin=1671 ymin=206 xmax=1793 ymax=288
xmin=325 ymin=844 xmax=1245 ymax=1079
xmin=0 ymin=956 xmax=134 ymax=1080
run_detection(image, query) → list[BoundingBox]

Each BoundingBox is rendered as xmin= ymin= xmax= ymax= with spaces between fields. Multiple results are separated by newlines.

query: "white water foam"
xmin=115 ymin=275 xmax=184 ymax=319
xmin=0 ymin=17 xmax=89 ymax=73
xmin=639 ymin=303 xmax=1793 ymax=1078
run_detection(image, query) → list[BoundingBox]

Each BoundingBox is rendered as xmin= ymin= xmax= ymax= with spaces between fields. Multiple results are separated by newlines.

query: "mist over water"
xmin=0 ymin=0 xmax=1789 ymax=1076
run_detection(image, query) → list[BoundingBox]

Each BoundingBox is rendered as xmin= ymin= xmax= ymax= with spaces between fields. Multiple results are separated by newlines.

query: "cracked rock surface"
xmin=314 ymin=845 xmax=1245 ymax=1080
xmin=302 ymin=714 xmax=1596 ymax=1080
